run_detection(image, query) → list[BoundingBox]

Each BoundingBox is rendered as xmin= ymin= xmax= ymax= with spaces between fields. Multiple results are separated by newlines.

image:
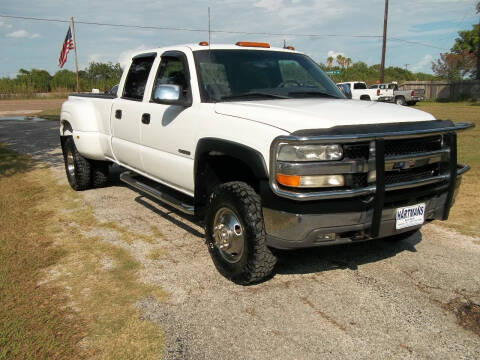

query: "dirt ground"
xmin=1 ymin=118 xmax=479 ymax=360
xmin=0 ymin=98 xmax=65 ymax=117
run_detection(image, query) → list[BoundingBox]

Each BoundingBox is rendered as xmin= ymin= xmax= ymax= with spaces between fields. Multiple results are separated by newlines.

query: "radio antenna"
xmin=208 ymin=7 xmax=211 ymax=49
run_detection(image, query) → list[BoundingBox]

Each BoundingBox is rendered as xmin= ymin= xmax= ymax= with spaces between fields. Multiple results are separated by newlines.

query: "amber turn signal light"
xmin=235 ymin=41 xmax=270 ymax=48
xmin=199 ymin=41 xmax=209 ymax=46
xmin=276 ymin=174 xmax=300 ymax=187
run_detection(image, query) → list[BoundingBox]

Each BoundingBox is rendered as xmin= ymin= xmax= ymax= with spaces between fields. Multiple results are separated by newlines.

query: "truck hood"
xmin=214 ymin=98 xmax=436 ymax=133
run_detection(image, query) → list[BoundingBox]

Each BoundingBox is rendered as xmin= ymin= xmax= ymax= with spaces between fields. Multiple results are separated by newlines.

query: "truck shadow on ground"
xmin=275 ymin=232 xmax=422 ymax=275
xmin=109 ymin=168 xmax=423 ymax=278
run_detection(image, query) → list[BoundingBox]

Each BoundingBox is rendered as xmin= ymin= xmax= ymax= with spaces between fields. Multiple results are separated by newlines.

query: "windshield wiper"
xmin=220 ymin=92 xmax=290 ymax=101
xmin=288 ymin=91 xmax=339 ymax=99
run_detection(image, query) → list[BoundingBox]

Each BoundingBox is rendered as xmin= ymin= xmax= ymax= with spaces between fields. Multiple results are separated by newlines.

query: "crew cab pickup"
xmin=60 ymin=42 xmax=472 ymax=284
xmin=336 ymin=81 xmax=393 ymax=102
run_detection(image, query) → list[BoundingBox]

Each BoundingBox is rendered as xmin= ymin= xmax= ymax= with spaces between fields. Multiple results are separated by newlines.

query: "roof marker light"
xmin=235 ymin=41 xmax=270 ymax=48
xmin=199 ymin=41 xmax=209 ymax=46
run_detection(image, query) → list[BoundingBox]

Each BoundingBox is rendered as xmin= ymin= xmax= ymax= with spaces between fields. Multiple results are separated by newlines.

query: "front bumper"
xmin=264 ymin=120 xmax=473 ymax=249
xmin=263 ymin=192 xmax=448 ymax=249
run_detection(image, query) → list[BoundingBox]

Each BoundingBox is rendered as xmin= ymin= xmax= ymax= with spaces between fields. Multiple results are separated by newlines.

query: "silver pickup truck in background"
xmin=370 ymin=82 xmax=425 ymax=106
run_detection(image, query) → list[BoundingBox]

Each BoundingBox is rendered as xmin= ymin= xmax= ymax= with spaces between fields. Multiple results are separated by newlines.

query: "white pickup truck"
xmin=60 ymin=42 xmax=472 ymax=284
xmin=336 ymin=81 xmax=393 ymax=102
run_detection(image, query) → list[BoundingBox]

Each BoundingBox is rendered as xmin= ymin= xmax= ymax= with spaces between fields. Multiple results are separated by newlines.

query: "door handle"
xmin=141 ymin=113 xmax=151 ymax=125
xmin=115 ymin=109 xmax=122 ymax=119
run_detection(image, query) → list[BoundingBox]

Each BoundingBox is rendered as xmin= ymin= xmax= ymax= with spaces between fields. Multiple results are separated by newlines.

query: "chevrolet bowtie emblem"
xmin=393 ymin=160 xmax=416 ymax=170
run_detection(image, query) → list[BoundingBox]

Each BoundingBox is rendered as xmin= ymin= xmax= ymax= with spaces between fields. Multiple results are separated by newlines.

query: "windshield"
xmin=193 ymin=50 xmax=344 ymax=102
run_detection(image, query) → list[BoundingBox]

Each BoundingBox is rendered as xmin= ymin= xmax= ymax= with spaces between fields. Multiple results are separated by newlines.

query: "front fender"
xmin=194 ymin=138 xmax=269 ymax=180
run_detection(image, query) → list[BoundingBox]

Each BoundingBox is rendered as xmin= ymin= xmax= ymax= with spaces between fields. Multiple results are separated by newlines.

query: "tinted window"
xmin=152 ymin=55 xmax=190 ymax=100
xmin=123 ymin=55 xmax=155 ymax=100
xmin=354 ymin=82 xmax=367 ymax=90
xmin=193 ymin=50 xmax=343 ymax=102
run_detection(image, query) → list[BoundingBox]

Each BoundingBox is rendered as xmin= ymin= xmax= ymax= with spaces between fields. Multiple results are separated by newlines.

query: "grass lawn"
xmin=36 ymin=108 xmax=60 ymax=121
xmin=416 ymin=102 xmax=480 ymax=236
xmin=0 ymin=144 xmax=164 ymax=359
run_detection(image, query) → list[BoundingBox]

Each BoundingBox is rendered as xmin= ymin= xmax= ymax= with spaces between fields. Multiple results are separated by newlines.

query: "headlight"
xmin=277 ymin=144 xmax=343 ymax=162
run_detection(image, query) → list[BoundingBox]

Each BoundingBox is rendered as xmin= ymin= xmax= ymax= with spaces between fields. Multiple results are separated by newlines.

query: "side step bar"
xmin=120 ymin=171 xmax=195 ymax=216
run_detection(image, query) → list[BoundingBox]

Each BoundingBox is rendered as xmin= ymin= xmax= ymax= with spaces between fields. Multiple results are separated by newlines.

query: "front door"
xmin=140 ymin=51 xmax=196 ymax=195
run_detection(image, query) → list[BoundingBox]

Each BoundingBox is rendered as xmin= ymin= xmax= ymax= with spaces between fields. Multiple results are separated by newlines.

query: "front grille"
xmin=352 ymin=174 xmax=368 ymax=188
xmin=344 ymin=143 xmax=369 ymax=160
xmin=385 ymin=163 xmax=440 ymax=185
xmin=384 ymin=135 xmax=442 ymax=157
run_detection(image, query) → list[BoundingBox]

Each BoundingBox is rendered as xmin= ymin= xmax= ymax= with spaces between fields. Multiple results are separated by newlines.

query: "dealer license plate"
xmin=395 ymin=203 xmax=425 ymax=230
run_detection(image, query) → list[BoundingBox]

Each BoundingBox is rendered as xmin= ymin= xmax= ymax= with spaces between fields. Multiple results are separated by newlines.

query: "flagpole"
xmin=70 ymin=16 xmax=79 ymax=93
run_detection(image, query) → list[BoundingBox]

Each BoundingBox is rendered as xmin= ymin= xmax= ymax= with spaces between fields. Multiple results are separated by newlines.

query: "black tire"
xmin=385 ymin=229 xmax=418 ymax=242
xmin=205 ymin=181 xmax=277 ymax=285
xmin=395 ymin=96 xmax=406 ymax=106
xmin=407 ymin=101 xmax=417 ymax=106
xmin=91 ymin=161 xmax=109 ymax=188
xmin=62 ymin=136 xmax=92 ymax=191
xmin=360 ymin=95 xmax=371 ymax=101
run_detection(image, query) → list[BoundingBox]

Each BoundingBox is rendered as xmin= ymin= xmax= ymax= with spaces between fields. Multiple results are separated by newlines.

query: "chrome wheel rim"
xmin=66 ymin=150 xmax=75 ymax=178
xmin=213 ymin=207 xmax=245 ymax=263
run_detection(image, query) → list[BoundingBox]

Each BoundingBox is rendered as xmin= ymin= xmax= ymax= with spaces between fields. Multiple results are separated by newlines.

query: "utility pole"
xmin=380 ymin=0 xmax=389 ymax=83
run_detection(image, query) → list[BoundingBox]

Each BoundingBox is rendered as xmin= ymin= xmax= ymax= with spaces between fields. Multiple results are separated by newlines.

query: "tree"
xmin=345 ymin=58 xmax=352 ymax=69
xmin=336 ymin=54 xmax=345 ymax=68
xmin=326 ymin=56 xmax=334 ymax=68
xmin=432 ymin=51 xmax=476 ymax=80
xmin=451 ymin=25 xmax=479 ymax=54
xmin=51 ymin=69 xmax=77 ymax=90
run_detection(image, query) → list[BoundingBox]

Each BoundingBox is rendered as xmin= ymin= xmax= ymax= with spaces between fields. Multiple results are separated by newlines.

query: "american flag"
xmin=58 ymin=26 xmax=74 ymax=68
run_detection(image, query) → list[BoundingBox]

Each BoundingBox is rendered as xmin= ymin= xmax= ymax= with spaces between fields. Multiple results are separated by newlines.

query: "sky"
xmin=0 ymin=0 xmax=478 ymax=77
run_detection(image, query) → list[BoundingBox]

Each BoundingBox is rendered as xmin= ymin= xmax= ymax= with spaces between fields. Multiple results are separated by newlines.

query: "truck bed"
xmin=69 ymin=93 xmax=117 ymax=99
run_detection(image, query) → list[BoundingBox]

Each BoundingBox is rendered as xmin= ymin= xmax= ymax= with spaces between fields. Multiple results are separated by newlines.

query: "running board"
xmin=120 ymin=171 xmax=195 ymax=216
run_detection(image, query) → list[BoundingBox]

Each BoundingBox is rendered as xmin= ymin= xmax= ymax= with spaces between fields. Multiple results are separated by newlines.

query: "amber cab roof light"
xmin=286 ymin=46 xmax=295 ymax=50
xmin=199 ymin=41 xmax=209 ymax=46
xmin=235 ymin=41 xmax=270 ymax=48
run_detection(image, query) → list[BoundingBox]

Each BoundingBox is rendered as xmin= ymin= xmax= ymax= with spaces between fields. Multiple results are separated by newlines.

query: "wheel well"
xmin=195 ymin=154 xmax=259 ymax=208
xmin=395 ymin=95 xmax=405 ymax=101
xmin=60 ymin=120 xmax=73 ymax=136
xmin=360 ymin=95 xmax=371 ymax=101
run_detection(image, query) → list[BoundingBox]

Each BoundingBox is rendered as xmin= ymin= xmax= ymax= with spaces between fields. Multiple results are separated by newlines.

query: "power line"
xmin=0 ymin=13 xmax=446 ymax=49
xmin=0 ymin=13 xmax=379 ymax=38
xmin=389 ymin=37 xmax=448 ymax=50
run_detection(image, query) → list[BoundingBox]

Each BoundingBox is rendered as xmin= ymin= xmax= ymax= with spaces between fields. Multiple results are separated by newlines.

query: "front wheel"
xmin=205 ymin=182 xmax=277 ymax=284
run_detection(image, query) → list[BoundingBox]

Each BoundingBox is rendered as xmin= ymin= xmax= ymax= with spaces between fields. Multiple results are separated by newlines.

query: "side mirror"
xmin=152 ymin=84 xmax=192 ymax=107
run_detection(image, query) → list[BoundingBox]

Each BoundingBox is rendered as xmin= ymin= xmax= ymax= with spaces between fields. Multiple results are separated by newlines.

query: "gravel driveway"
xmin=1 ymin=118 xmax=479 ymax=359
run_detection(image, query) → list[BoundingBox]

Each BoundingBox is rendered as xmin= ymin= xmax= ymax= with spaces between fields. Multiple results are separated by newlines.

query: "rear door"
xmin=111 ymin=53 xmax=156 ymax=170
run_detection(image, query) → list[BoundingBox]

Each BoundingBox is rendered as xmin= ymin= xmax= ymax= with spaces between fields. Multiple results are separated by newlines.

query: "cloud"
xmin=0 ymin=21 xmax=13 ymax=29
xmin=254 ymin=0 xmax=283 ymax=11
xmin=327 ymin=50 xmax=345 ymax=59
xmin=410 ymin=54 xmax=433 ymax=72
xmin=6 ymin=30 xmax=40 ymax=39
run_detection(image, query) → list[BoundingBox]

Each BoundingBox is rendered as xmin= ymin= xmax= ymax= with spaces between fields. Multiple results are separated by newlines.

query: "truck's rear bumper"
xmin=263 ymin=192 xmax=446 ymax=249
